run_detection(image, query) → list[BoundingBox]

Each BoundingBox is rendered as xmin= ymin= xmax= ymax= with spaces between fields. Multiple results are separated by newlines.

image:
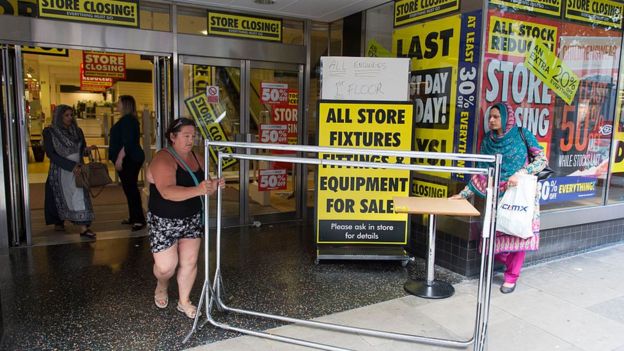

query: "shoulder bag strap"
xmin=518 ymin=127 xmax=532 ymax=161
xmin=166 ymin=146 xmax=205 ymax=209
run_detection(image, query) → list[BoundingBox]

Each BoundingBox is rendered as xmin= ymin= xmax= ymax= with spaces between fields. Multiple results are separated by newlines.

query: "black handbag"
xmin=518 ymin=127 xmax=554 ymax=181
xmin=75 ymin=146 xmax=113 ymax=197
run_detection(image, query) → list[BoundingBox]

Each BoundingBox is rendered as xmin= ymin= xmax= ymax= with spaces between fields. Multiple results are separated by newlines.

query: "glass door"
xmin=178 ymin=56 xmax=243 ymax=224
xmin=248 ymin=62 xmax=304 ymax=221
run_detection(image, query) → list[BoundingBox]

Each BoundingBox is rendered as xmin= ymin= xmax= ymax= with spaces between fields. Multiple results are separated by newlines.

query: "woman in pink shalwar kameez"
xmin=452 ymin=103 xmax=548 ymax=294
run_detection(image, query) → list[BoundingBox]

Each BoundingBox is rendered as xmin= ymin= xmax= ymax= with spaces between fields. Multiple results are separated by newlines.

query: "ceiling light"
xmin=26 ymin=73 xmax=32 ymax=78
xmin=254 ymin=0 xmax=275 ymax=4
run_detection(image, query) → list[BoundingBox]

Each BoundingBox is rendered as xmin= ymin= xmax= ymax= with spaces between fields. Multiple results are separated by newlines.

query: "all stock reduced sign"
xmin=316 ymin=101 xmax=413 ymax=245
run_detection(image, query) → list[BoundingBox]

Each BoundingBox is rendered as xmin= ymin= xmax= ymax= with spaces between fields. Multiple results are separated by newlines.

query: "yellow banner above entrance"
xmin=38 ymin=0 xmax=139 ymax=27
xmin=208 ymin=11 xmax=282 ymax=42
xmin=22 ymin=46 xmax=68 ymax=56
xmin=394 ymin=0 xmax=459 ymax=27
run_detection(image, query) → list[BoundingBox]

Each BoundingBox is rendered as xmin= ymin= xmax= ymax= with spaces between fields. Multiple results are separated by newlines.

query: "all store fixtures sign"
xmin=82 ymin=51 xmax=126 ymax=79
xmin=38 ymin=0 xmax=139 ymax=27
xmin=394 ymin=0 xmax=459 ymax=27
xmin=316 ymin=101 xmax=413 ymax=244
xmin=207 ymin=11 xmax=282 ymax=42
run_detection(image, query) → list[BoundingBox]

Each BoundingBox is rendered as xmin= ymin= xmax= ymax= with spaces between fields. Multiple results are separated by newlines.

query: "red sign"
xmin=206 ymin=85 xmax=219 ymax=103
xmin=80 ymin=64 xmax=113 ymax=92
xmin=82 ymin=51 xmax=126 ymax=79
xmin=261 ymin=82 xmax=288 ymax=104
xmin=257 ymin=169 xmax=287 ymax=191
xmin=259 ymin=124 xmax=288 ymax=144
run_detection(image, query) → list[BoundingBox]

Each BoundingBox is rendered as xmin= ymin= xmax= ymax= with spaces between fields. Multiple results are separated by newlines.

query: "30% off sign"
xmin=257 ymin=169 xmax=287 ymax=191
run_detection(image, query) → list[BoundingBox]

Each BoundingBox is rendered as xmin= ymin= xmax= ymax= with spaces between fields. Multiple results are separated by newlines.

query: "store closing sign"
xmin=394 ymin=0 xmax=459 ymax=27
xmin=83 ymin=51 xmax=126 ymax=79
xmin=39 ymin=0 xmax=138 ymax=27
xmin=564 ymin=0 xmax=623 ymax=29
xmin=208 ymin=11 xmax=282 ymax=42
xmin=80 ymin=64 xmax=113 ymax=92
xmin=490 ymin=0 xmax=562 ymax=17
xmin=316 ymin=102 xmax=412 ymax=244
xmin=22 ymin=46 xmax=69 ymax=57
xmin=184 ymin=93 xmax=237 ymax=170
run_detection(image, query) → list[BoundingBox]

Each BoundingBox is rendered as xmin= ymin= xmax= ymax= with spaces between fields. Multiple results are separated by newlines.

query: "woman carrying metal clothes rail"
xmin=451 ymin=102 xmax=548 ymax=293
xmin=146 ymin=117 xmax=224 ymax=319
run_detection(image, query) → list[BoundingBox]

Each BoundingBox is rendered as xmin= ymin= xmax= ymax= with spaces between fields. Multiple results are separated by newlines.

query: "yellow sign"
xmin=22 ymin=46 xmax=69 ymax=57
xmin=316 ymin=102 xmax=413 ymax=245
xmin=525 ymin=41 xmax=580 ymax=105
xmin=0 ymin=0 xmax=17 ymax=15
xmin=394 ymin=0 xmax=459 ymax=27
xmin=393 ymin=15 xmax=460 ymax=178
xmin=611 ymin=67 xmax=624 ymax=173
xmin=192 ymin=65 xmax=212 ymax=95
xmin=564 ymin=0 xmax=623 ymax=29
xmin=208 ymin=12 xmax=282 ymax=42
xmin=490 ymin=0 xmax=562 ymax=16
xmin=487 ymin=16 xmax=557 ymax=57
xmin=412 ymin=179 xmax=447 ymax=197
xmin=184 ymin=94 xmax=237 ymax=170
xmin=38 ymin=0 xmax=139 ymax=27
xmin=366 ymin=39 xmax=393 ymax=57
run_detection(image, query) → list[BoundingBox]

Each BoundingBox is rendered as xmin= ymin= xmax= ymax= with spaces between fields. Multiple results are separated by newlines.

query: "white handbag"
xmin=496 ymin=174 xmax=537 ymax=239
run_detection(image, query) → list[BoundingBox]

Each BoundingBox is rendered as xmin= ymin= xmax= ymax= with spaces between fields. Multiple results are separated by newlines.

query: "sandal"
xmin=154 ymin=291 xmax=169 ymax=309
xmin=177 ymin=302 xmax=200 ymax=319
xmin=79 ymin=229 xmax=96 ymax=239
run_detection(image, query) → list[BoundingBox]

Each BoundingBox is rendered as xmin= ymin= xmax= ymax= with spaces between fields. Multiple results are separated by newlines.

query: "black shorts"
xmin=147 ymin=211 xmax=203 ymax=253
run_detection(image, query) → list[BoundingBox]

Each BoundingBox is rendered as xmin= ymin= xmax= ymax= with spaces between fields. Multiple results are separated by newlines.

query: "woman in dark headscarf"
xmin=43 ymin=104 xmax=96 ymax=238
xmin=451 ymin=103 xmax=548 ymax=293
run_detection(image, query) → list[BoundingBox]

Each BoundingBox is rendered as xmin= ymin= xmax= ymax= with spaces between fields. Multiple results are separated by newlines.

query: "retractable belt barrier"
xmin=183 ymin=141 xmax=502 ymax=351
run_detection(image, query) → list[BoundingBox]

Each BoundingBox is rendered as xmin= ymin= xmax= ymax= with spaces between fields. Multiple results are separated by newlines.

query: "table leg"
xmin=404 ymin=214 xmax=455 ymax=299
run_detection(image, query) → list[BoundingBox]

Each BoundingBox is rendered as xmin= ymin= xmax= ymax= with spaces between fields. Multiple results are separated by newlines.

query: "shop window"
xmin=140 ymin=1 xmax=171 ymax=32
xmin=176 ymin=6 xmax=207 ymax=35
xmin=329 ymin=20 xmax=343 ymax=56
xmin=480 ymin=5 xmax=622 ymax=211
xmin=608 ymin=58 xmax=624 ymax=204
xmin=283 ymin=19 xmax=304 ymax=45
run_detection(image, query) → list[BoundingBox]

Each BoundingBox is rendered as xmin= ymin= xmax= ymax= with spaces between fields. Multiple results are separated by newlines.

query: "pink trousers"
xmin=495 ymin=251 xmax=526 ymax=284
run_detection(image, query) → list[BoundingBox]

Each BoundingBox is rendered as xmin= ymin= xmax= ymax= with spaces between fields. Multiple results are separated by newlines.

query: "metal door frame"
xmin=1 ymin=45 xmax=30 ymax=246
xmin=0 ymin=41 xmax=172 ymax=246
xmin=177 ymin=56 xmax=305 ymax=225
xmin=0 ymin=47 xmax=12 ymax=249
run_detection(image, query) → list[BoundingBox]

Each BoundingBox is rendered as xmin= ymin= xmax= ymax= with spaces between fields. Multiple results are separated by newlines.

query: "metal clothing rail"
xmin=184 ymin=141 xmax=502 ymax=351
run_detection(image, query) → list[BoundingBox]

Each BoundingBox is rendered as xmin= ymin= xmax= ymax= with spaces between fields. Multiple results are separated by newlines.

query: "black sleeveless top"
xmin=148 ymin=152 xmax=205 ymax=219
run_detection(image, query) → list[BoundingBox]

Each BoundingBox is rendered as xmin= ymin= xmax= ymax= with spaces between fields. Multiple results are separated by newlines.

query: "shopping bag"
xmin=496 ymin=174 xmax=537 ymax=239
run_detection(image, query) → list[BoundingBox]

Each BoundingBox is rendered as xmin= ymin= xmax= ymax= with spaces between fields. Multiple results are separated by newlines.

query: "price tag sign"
xmin=257 ymin=169 xmax=287 ymax=191
xmin=261 ymin=82 xmax=288 ymax=104
xmin=259 ymin=124 xmax=288 ymax=144
xmin=525 ymin=40 xmax=580 ymax=105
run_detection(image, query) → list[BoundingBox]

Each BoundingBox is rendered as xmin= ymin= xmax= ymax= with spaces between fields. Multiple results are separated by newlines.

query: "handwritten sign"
xmin=320 ymin=57 xmax=410 ymax=101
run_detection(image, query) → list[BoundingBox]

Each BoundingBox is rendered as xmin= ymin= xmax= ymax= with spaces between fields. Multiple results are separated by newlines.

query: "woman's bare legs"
xmin=176 ymin=238 xmax=201 ymax=312
xmin=153 ymin=244 xmax=179 ymax=306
